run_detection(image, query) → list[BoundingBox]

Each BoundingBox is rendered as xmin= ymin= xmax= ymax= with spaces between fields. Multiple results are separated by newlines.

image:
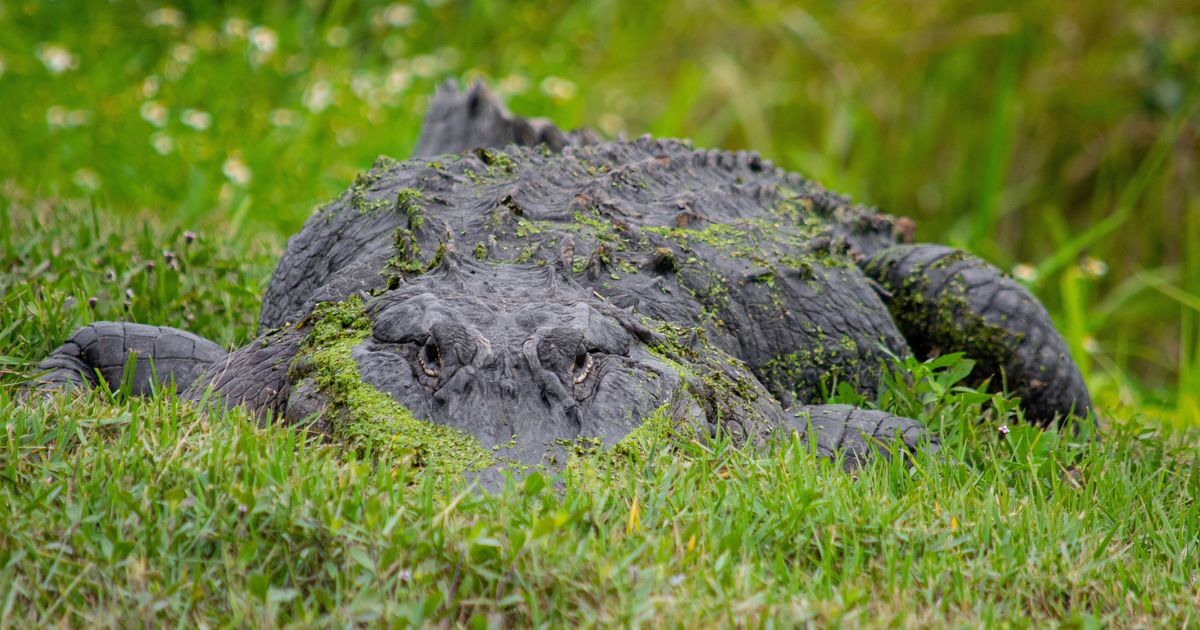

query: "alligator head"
xmin=283 ymin=254 xmax=767 ymax=469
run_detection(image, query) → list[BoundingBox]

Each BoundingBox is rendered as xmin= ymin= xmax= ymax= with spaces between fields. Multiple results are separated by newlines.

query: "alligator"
xmin=30 ymin=81 xmax=1094 ymax=477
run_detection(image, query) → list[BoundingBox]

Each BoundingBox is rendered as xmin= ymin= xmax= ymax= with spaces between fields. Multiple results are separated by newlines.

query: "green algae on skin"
xmin=348 ymin=164 xmax=391 ymax=213
xmin=395 ymin=187 xmax=425 ymax=228
xmin=562 ymin=403 xmax=685 ymax=489
xmin=613 ymin=403 xmax=680 ymax=458
xmin=761 ymin=344 xmax=855 ymax=403
xmin=384 ymin=227 xmax=424 ymax=286
xmin=474 ymin=147 xmax=518 ymax=176
xmin=869 ymin=251 xmax=1013 ymax=373
xmin=643 ymin=319 xmax=773 ymax=431
xmin=294 ymin=297 xmax=494 ymax=474
xmin=644 ymin=216 xmax=841 ymax=261
xmin=294 ymin=298 xmax=703 ymax=482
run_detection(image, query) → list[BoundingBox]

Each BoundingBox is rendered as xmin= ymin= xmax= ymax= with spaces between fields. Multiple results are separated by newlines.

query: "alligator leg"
xmin=31 ymin=322 xmax=227 ymax=396
xmin=788 ymin=404 xmax=936 ymax=471
xmin=861 ymin=244 xmax=1093 ymax=425
xmin=183 ymin=327 xmax=304 ymax=423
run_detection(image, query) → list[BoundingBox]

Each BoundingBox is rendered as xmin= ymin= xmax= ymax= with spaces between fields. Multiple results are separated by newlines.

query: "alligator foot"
xmin=29 ymin=322 xmax=226 ymax=396
xmin=863 ymin=244 xmax=1093 ymax=426
xmin=789 ymin=404 xmax=936 ymax=471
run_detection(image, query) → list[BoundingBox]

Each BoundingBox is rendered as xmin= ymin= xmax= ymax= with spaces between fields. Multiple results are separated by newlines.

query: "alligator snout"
xmin=477 ymin=338 xmax=582 ymax=413
xmin=348 ymin=276 xmax=687 ymax=460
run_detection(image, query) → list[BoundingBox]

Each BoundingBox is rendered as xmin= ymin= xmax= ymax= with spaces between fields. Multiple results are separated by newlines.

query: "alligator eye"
xmin=571 ymin=349 xmax=593 ymax=385
xmin=419 ymin=340 xmax=442 ymax=378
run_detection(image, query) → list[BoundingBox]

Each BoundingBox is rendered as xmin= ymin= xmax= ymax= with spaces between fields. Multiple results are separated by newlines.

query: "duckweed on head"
xmin=292 ymin=296 xmax=495 ymax=475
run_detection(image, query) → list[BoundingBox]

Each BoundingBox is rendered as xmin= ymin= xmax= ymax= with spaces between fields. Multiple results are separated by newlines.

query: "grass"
xmin=4 ymin=354 xmax=1200 ymax=626
xmin=1 ymin=0 xmax=1199 ymax=626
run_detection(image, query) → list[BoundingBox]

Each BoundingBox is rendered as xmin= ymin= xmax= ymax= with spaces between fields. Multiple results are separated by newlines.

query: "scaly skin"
xmin=863 ymin=244 xmax=1093 ymax=425
xmin=29 ymin=82 xmax=1091 ymax=474
xmin=34 ymin=322 xmax=226 ymax=396
xmin=791 ymin=405 xmax=937 ymax=471
xmin=413 ymin=79 xmax=601 ymax=158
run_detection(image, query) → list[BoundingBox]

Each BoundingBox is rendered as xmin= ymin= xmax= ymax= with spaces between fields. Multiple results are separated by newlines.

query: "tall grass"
xmin=3 ymin=348 xmax=1200 ymax=626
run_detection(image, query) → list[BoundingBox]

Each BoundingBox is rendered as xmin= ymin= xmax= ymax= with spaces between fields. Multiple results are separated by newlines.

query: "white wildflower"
xmin=223 ymin=157 xmax=251 ymax=185
xmin=151 ymin=132 xmax=174 ymax=155
xmin=303 ymin=80 xmax=333 ymax=113
xmin=140 ymin=101 xmax=168 ymax=128
xmin=172 ymin=43 xmax=195 ymax=64
xmin=335 ymin=127 xmax=357 ymax=147
xmin=46 ymin=107 xmax=90 ymax=129
xmin=223 ymin=18 xmax=250 ymax=38
xmin=36 ymin=43 xmax=79 ymax=74
xmin=352 ymin=74 xmax=377 ymax=100
xmin=249 ymin=26 xmax=278 ymax=55
xmin=1012 ymin=263 xmax=1037 ymax=283
xmin=385 ymin=67 xmax=410 ymax=94
xmin=181 ymin=109 xmax=211 ymax=131
xmin=141 ymin=75 xmax=161 ymax=98
xmin=66 ymin=109 xmax=91 ymax=127
xmin=326 ymin=26 xmax=350 ymax=47
xmin=1080 ymin=256 xmax=1108 ymax=278
xmin=269 ymin=108 xmax=300 ymax=127
xmin=46 ymin=106 xmax=68 ymax=129
xmin=599 ymin=113 xmax=625 ymax=136
xmin=498 ymin=73 xmax=529 ymax=95
xmin=145 ymin=7 xmax=186 ymax=28
xmin=384 ymin=3 xmax=413 ymax=27
xmin=411 ymin=54 xmax=437 ymax=77
xmin=73 ymin=169 xmax=100 ymax=191
xmin=540 ymin=76 xmax=576 ymax=101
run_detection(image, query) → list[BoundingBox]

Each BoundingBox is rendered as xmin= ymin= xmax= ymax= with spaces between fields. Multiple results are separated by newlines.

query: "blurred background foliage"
xmin=0 ymin=0 xmax=1196 ymax=418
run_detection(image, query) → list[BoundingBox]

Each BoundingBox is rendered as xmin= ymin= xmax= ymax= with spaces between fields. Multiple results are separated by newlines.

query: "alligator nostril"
xmin=567 ymin=403 xmax=582 ymax=430
xmin=499 ymin=379 xmax=517 ymax=398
